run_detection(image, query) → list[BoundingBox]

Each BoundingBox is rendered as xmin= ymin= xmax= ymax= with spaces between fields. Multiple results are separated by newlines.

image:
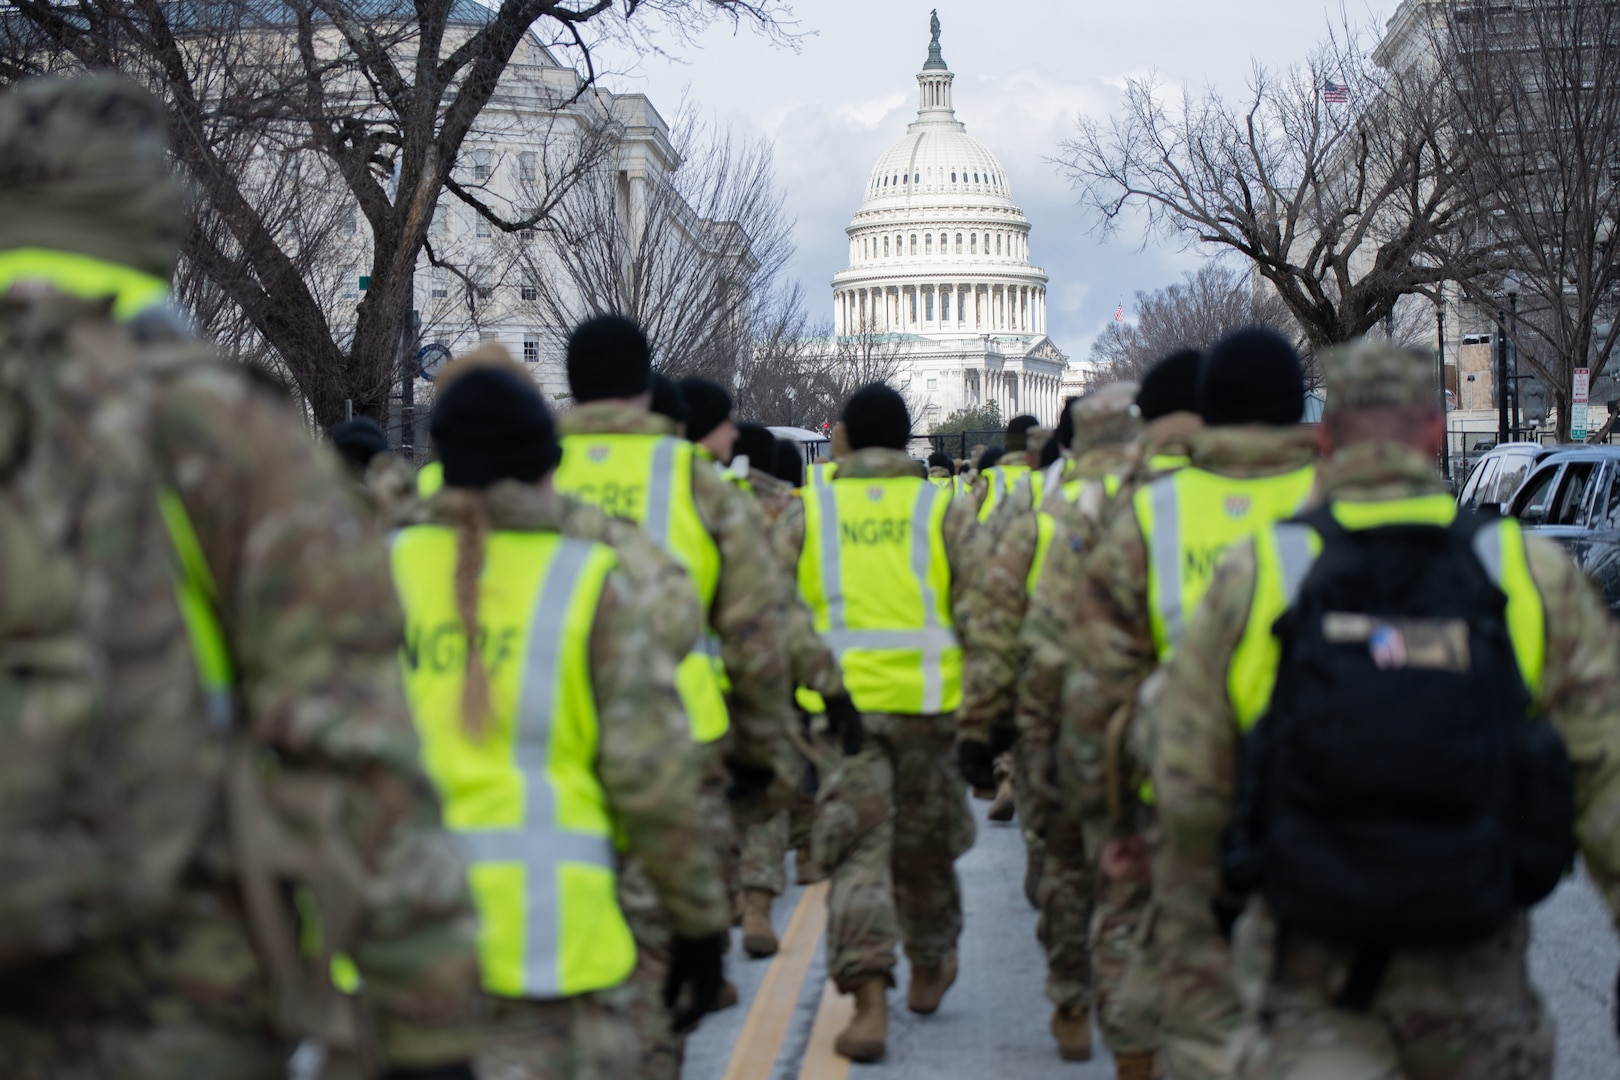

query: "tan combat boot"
xmin=906 ymin=955 xmax=958 ymax=1014
xmin=987 ymin=774 xmax=1016 ymax=822
xmin=741 ymin=889 xmax=779 ymax=958
xmin=1050 ymin=1005 xmax=1093 ymax=1061
xmin=834 ymin=977 xmax=888 ymax=1062
xmin=1114 ymin=1050 xmax=1156 ymax=1080
xmin=795 ymin=846 xmax=827 ymax=884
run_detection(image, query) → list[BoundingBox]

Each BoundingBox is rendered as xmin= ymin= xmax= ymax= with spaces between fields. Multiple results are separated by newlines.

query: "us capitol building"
xmin=832 ymin=16 xmax=1069 ymax=428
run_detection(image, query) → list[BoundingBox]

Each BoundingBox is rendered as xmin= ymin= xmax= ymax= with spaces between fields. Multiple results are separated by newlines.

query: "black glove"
xmin=957 ymin=739 xmax=996 ymax=790
xmin=381 ymin=1066 xmax=477 ymax=1080
xmin=988 ymin=723 xmax=1020 ymax=759
xmin=724 ymin=755 xmax=776 ymax=803
xmin=664 ymin=932 xmax=726 ymax=1033
xmin=824 ymin=694 xmax=865 ymax=756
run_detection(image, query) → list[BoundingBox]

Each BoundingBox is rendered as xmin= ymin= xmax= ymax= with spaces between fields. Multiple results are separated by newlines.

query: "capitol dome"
xmin=832 ymin=16 xmax=1065 ymax=427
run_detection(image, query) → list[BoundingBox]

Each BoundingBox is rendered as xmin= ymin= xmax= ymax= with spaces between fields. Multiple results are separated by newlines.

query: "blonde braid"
xmin=445 ymin=487 xmax=493 ymax=740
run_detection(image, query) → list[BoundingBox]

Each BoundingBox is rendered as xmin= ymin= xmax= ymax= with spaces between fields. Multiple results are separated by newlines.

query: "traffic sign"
xmin=1573 ymin=368 xmax=1590 ymax=441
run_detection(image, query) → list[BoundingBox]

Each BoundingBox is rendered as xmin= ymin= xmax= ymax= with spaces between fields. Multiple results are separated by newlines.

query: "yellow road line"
xmin=796 ymin=975 xmax=854 ymax=1080
xmin=719 ymin=880 xmax=830 ymax=1080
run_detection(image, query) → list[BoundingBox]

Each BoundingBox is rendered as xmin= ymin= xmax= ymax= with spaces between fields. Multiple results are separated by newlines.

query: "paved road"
xmin=686 ymin=801 xmax=1618 ymax=1079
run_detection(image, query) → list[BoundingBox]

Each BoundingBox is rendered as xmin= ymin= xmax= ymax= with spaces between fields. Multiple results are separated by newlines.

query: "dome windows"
xmin=970 ymin=234 xmax=977 ymax=254
xmin=955 ymin=232 xmax=963 ymax=254
xmin=910 ymin=234 xmax=918 ymax=256
xmin=951 ymin=170 xmax=957 ymax=182
xmin=884 ymin=236 xmax=891 ymax=257
xmin=925 ymin=233 xmax=934 ymax=255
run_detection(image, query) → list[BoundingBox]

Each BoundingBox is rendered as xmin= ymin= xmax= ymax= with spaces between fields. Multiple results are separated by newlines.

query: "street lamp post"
xmin=1497 ymin=306 xmax=1510 ymax=446
xmin=1436 ymin=298 xmax=1450 ymax=479
xmin=1505 ymin=273 xmax=1521 ymax=440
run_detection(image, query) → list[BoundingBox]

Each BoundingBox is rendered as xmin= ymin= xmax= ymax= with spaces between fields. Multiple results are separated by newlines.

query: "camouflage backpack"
xmin=0 ymin=290 xmax=223 ymax=970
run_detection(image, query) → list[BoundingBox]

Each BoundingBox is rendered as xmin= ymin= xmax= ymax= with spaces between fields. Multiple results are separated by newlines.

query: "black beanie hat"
xmin=1037 ymin=432 xmax=1062 ymax=469
xmin=1052 ymin=396 xmax=1080 ymax=452
xmin=1005 ymin=414 xmax=1040 ymax=452
xmin=430 ymin=367 xmax=560 ymax=488
xmin=771 ymin=440 xmax=805 ymax=487
xmin=649 ymin=372 xmax=688 ymax=427
xmin=679 ymin=377 xmax=733 ymax=443
xmin=1198 ymin=328 xmax=1305 ymax=427
xmin=566 ymin=314 xmax=651 ymax=402
xmin=978 ymin=446 xmax=1005 ymax=470
xmin=733 ymin=422 xmax=775 ymax=468
xmin=927 ymin=450 xmax=953 ymax=471
xmin=1137 ymin=349 xmax=1202 ymax=421
xmin=842 ymin=383 xmax=911 ymax=450
xmin=330 ymin=416 xmax=389 ymax=475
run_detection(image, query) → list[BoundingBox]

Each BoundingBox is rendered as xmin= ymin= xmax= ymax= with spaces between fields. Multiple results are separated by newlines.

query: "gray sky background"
xmin=594 ymin=1 xmax=1400 ymax=362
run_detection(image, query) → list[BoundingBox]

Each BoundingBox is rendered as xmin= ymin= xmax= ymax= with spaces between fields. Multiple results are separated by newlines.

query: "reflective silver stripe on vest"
xmin=455 ymin=538 xmax=615 ymax=999
xmin=1274 ymin=523 xmax=1316 ymax=609
xmin=816 ymin=480 xmax=956 ymax=714
xmin=1147 ymin=476 xmax=1184 ymax=650
xmin=1472 ymin=520 xmax=1507 ymax=587
xmin=698 ymin=632 xmax=723 ymax=659
xmin=644 ymin=437 xmax=678 ymax=550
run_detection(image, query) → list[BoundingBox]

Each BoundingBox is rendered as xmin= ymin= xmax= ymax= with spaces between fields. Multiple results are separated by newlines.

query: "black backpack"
xmin=1222 ymin=505 xmax=1576 ymax=951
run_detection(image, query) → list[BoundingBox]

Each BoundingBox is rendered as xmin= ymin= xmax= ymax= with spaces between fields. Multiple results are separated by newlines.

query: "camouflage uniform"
xmin=780 ymin=448 xmax=979 ymax=990
xmin=736 ymin=466 xmax=840 ymax=898
xmin=360 ymin=449 xmax=429 ymax=529
xmin=1039 ymin=422 xmax=1317 ymax=1069
xmin=1149 ymin=434 xmax=1620 ymax=1080
xmin=0 ymin=75 xmax=482 ymax=1079
xmin=967 ymin=386 xmax=1140 ymax=1018
xmin=414 ymin=482 xmax=729 ymax=1080
xmin=557 ymin=404 xmax=794 ymax=1077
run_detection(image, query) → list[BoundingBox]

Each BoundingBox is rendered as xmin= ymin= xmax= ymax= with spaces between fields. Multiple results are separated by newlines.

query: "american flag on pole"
xmin=1323 ymin=80 xmax=1349 ymax=104
xmin=1114 ymin=303 xmax=1125 ymax=323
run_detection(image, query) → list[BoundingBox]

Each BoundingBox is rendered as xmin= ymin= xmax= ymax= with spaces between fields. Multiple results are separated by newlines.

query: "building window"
xmin=518 ymin=151 xmax=537 ymax=183
xmin=939 ymin=232 xmax=948 ymax=252
xmin=955 ymin=232 xmax=963 ymax=254
xmin=471 ymin=149 xmax=491 ymax=181
xmin=926 ymin=377 xmax=938 ymax=391
xmin=479 ymin=331 xmax=498 ymax=342
xmin=910 ymin=234 xmax=917 ymax=256
xmin=520 ymin=276 xmax=538 ymax=301
xmin=341 ymin=267 xmax=359 ymax=300
xmin=523 ymin=337 xmax=539 ymax=363
xmin=925 ymin=233 xmax=933 ymax=255
xmin=476 ymin=216 xmax=491 ymax=238
xmin=971 ymin=234 xmax=977 ymax=254
xmin=473 ymin=264 xmax=493 ymax=299
xmin=959 ymin=291 xmax=968 ymax=321
xmin=951 ymin=170 xmax=957 ymax=182
xmin=340 ymin=206 xmax=357 ymax=236
xmin=520 ymin=228 xmax=535 ymax=243
xmin=884 ymin=236 xmax=890 ymax=257
xmin=430 ymin=266 xmax=447 ymax=299
xmin=996 ymin=234 xmax=1002 ymax=256
xmin=429 ymin=208 xmax=446 ymax=238
xmin=925 ymin=292 xmax=934 ymax=320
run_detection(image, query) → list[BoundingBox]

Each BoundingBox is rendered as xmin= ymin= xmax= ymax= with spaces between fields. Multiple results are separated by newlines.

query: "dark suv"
xmin=1456 ymin=442 xmax=1557 ymax=510
xmin=1502 ymin=446 xmax=1620 ymax=611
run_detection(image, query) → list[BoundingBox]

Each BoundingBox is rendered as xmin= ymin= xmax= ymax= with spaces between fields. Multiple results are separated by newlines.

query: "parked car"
xmin=1456 ymin=441 xmax=1558 ymax=510
xmin=1501 ymin=446 xmax=1620 ymax=611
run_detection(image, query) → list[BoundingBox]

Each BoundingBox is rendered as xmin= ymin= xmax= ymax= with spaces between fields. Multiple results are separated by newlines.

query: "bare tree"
xmin=0 ymin=0 xmax=794 ymax=428
xmin=1087 ymin=261 xmax=1301 ymax=381
xmin=1424 ymin=0 xmax=1620 ymax=440
xmin=518 ymin=109 xmax=794 ymax=387
xmin=1058 ymin=18 xmax=1484 ymax=349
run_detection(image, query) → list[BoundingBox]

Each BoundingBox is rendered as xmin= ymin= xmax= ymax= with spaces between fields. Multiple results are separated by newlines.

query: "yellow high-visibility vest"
xmin=158 ymin=489 xmax=235 ymax=730
xmin=803 ymin=461 xmax=839 ymax=491
xmin=978 ymin=463 xmax=1030 ymax=522
xmin=0 ymin=247 xmax=169 ymax=321
xmin=391 ymin=528 xmax=637 ymax=1000
xmin=1135 ymin=464 xmax=1317 ymax=660
xmin=417 ymin=461 xmax=444 ymax=499
xmin=798 ymin=475 xmax=961 ymax=715
xmin=1228 ymin=495 xmax=1546 ymax=730
xmin=552 ymin=433 xmax=728 ymax=743
xmin=1026 ymin=474 xmax=1123 ymax=594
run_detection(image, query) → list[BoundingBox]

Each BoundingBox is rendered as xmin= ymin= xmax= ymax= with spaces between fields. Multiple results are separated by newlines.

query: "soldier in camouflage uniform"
xmin=399 ymin=360 xmax=730 ymax=1080
xmin=783 ymin=385 xmax=979 ymax=1062
xmin=0 ymin=75 xmax=484 ymax=1079
xmin=1046 ymin=333 xmax=1317 ymax=1080
xmin=553 ymin=318 xmax=796 ymax=1077
xmin=1147 ymin=340 xmax=1620 ymax=1079
xmin=962 ymin=385 xmax=1141 ymax=1061
xmin=332 ymin=416 xmax=428 ymax=529
xmin=729 ymin=422 xmax=845 ymax=958
xmin=1113 ymin=349 xmax=1203 ymax=494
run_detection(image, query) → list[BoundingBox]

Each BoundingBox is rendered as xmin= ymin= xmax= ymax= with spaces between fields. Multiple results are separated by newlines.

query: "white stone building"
xmin=830 ymin=21 xmax=1069 ymax=428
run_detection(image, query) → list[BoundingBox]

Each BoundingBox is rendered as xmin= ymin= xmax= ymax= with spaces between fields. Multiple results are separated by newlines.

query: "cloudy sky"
xmin=594 ymin=1 xmax=1400 ymax=360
